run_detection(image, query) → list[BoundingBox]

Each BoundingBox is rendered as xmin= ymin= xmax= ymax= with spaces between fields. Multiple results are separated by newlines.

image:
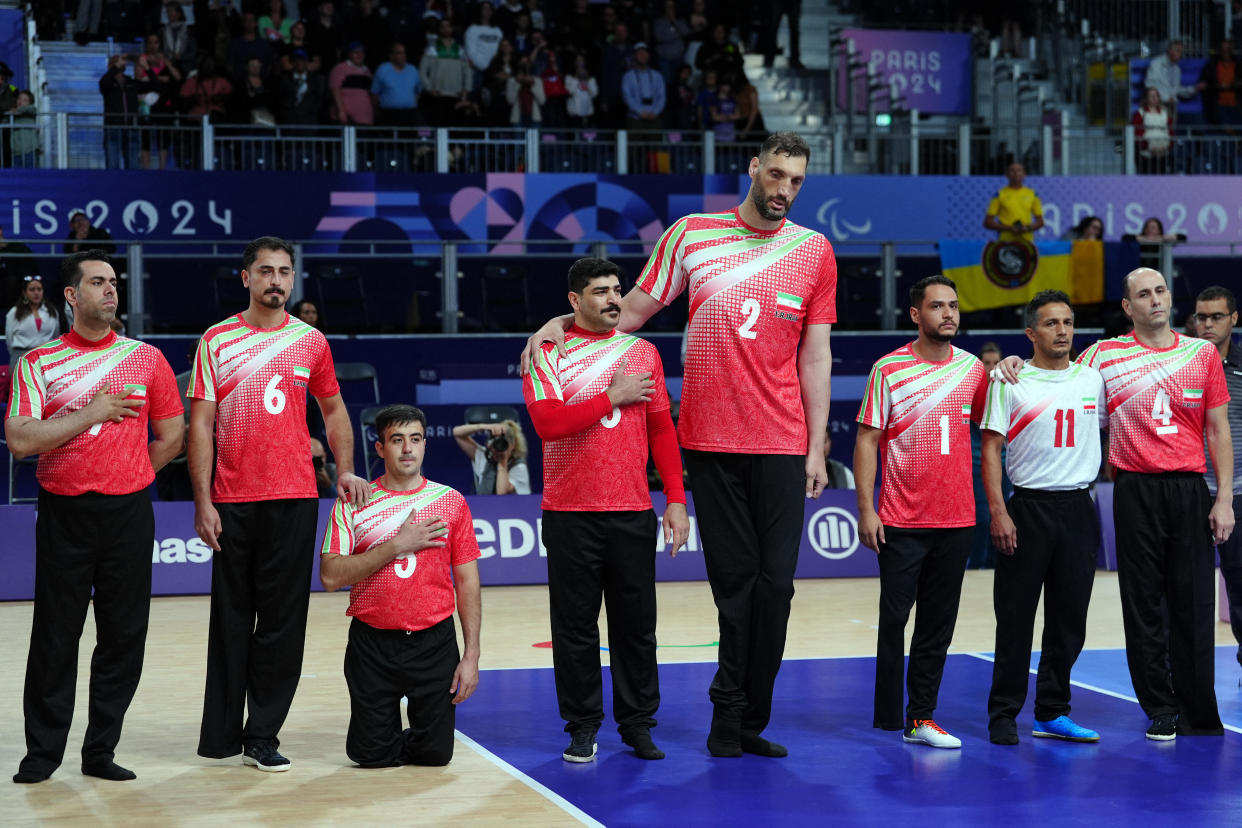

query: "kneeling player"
xmin=320 ymin=405 xmax=482 ymax=767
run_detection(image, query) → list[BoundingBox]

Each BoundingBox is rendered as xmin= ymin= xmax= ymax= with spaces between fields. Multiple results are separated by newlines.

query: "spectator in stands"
xmin=465 ymin=2 xmax=504 ymax=88
xmin=278 ymin=20 xmax=321 ymax=73
xmin=1199 ymin=38 xmax=1242 ymax=131
xmin=452 ymin=419 xmax=531 ymax=495
xmin=823 ymin=432 xmax=855 ymax=489
xmin=666 ymin=63 xmax=698 ymax=130
xmin=600 ymin=23 xmax=634 ymax=128
xmin=307 ymin=0 xmax=343 ymax=72
xmin=8 ymin=90 xmax=39 ymax=169
xmin=510 ymin=13 xmax=535 ymax=56
xmin=558 ymin=0 xmax=595 ymax=56
xmin=495 ymin=0 xmax=525 ymax=38
xmin=482 ymin=39 xmax=517 ymax=125
xmin=181 ymin=56 xmax=234 ymax=121
xmin=160 ymin=1 xmax=197 ymax=74
xmin=372 ymin=42 xmax=422 ymax=126
xmin=1133 ymin=87 xmax=1172 ymax=174
xmin=135 ymin=32 xmax=183 ymax=170
xmin=6 ymin=276 xmax=60 ymax=369
xmin=0 ymin=62 xmax=14 ymax=115
xmin=258 ymin=0 xmax=293 ymax=44
xmin=1144 ymin=39 xmax=1199 ymax=127
xmin=524 ymin=0 xmax=545 ymax=32
xmin=290 ymin=298 xmax=320 ymax=327
xmin=230 ymin=12 xmax=276 ymax=82
xmin=345 ymin=0 xmax=392 ymax=72
xmin=0 ymin=225 xmax=39 ymax=311
xmin=695 ymin=69 xmax=719 ymax=129
xmin=652 ymin=0 xmax=689 ymax=87
xmin=198 ymin=1 xmax=242 ymax=70
xmin=309 ymin=436 xmax=338 ymax=497
xmin=708 ymin=78 xmax=737 ymax=142
xmin=696 ymin=23 xmax=744 ymax=85
xmin=420 ymin=21 xmax=472 ymax=125
xmin=539 ymin=50 xmax=569 ymax=127
xmin=983 ymin=162 xmax=1044 ymax=242
xmin=277 ymin=48 xmax=326 ymax=123
xmin=527 ymin=28 xmax=551 ymax=76
xmin=686 ymin=0 xmax=710 ymax=43
xmin=1128 ymin=217 xmax=1185 ymax=272
xmin=763 ymin=0 xmax=803 ymax=70
xmin=565 ymin=53 xmax=598 ymax=127
xmin=64 ymin=211 xmax=115 ymax=254
xmin=622 ymin=42 xmax=664 ymax=133
xmin=329 ymin=41 xmax=374 ymax=125
xmin=735 ymin=74 xmax=766 ymax=142
xmin=100 ymin=55 xmax=142 ymax=170
xmin=231 ymin=56 xmax=277 ymax=125
xmin=506 ymin=56 xmax=546 ymax=126
xmin=75 ymin=0 xmax=105 ymax=42
xmin=1065 ymin=215 xmax=1104 ymax=241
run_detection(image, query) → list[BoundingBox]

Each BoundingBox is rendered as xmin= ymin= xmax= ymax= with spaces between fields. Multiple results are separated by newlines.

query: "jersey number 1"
xmin=1053 ymin=408 xmax=1076 ymax=447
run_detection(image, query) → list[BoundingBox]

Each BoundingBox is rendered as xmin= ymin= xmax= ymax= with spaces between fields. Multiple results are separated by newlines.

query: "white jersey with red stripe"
xmin=321 ymin=478 xmax=481 ymax=632
xmin=188 ymin=313 xmax=338 ymax=502
xmin=1079 ymin=332 xmax=1229 ymax=474
xmin=856 ymin=343 xmax=987 ymax=528
xmin=523 ymin=328 xmax=669 ymax=511
xmin=980 ymin=362 xmax=1106 ymax=490
xmin=636 ymin=208 xmax=836 ymax=454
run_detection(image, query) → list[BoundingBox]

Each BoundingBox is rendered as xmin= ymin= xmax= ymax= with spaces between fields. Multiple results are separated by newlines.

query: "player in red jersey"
xmin=996 ymin=268 xmax=1234 ymax=739
xmin=7 ymin=250 xmax=184 ymax=783
xmin=524 ymin=258 xmax=689 ymax=763
xmin=854 ymin=275 xmax=988 ymax=749
xmin=320 ymin=404 xmax=481 ymax=768
xmin=189 ymin=237 xmax=369 ymax=772
xmin=522 ymin=133 xmax=835 ymax=759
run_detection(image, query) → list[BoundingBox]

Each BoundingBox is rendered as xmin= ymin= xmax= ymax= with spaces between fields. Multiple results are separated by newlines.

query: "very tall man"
xmin=526 ymin=132 xmax=836 ymax=757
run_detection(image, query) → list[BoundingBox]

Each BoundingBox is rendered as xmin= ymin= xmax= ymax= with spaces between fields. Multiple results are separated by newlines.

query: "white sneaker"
xmin=902 ymin=720 xmax=962 ymax=749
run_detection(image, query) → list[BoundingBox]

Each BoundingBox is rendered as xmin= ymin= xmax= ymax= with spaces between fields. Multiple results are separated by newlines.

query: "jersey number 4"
xmin=1151 ymin=388 xmax=1178 ymax=435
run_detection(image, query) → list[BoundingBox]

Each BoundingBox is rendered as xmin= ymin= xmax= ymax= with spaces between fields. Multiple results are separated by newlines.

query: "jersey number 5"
xmin=600 ymin=407 xmax=622 ymax=429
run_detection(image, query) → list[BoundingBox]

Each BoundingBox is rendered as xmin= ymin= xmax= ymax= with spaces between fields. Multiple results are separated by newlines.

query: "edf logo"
xmin=807 ymin=507 xmax=859 ymax=559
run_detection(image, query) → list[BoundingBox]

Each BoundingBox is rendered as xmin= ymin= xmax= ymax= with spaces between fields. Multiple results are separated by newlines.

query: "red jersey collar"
xmin=375 ymin=476 xmax=428 ymax=496
xmin=236 ymin=311 xmax=290 ymax=333
xmin=567 ymin=324 xmax=617 ymax=340
xmin=62 ymin=327 xmax=118 ymax=350
xmin=733 ymin=206 xmax=786 ymax=235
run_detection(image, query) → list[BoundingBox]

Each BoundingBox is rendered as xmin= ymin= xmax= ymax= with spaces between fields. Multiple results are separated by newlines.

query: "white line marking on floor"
xmin=454 ymin=729 xmax=604 ymax=827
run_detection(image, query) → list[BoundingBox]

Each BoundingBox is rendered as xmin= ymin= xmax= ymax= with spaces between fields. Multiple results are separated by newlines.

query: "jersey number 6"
xmin=264 ymin=374 xmax=287 ymax=415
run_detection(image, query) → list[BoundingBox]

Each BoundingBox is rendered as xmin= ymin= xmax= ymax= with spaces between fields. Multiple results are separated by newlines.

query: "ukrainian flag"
xmin=939 ymin=240 xmax=1073 ymax=312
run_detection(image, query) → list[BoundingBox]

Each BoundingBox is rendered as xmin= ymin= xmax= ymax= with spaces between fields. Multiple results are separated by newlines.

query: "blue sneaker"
xmin=1032 ymin=715 xmax=1100 ymax=742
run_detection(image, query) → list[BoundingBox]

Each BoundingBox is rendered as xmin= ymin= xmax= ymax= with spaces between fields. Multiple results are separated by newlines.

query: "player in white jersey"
xmin=981 ymin=290 xmax=1106 ymax=746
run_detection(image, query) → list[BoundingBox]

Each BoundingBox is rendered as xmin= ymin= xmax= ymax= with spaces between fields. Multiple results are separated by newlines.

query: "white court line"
xmin=454 ymin=729 xmax=604 ymax=828
xmin=964 ymin=651 xmax=1242 ymax=735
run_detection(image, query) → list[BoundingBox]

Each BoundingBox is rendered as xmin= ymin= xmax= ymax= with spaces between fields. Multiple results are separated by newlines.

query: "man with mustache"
xmin=523 ymin=258 xmax=689 ymax=763
xmin=854 ymin=275 xmax=988 ymax=749
xmin=188 ymin=236 xmax=368 ymax=771
xmin=980 ymin=290 xmax=1106 ymax=746
xmin=522 ymin=132 xmax=836 ymax=758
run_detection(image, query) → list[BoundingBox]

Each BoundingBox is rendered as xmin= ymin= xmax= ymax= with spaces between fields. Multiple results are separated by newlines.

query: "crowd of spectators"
xmin=68 ymin=0 xmax=773 ymax=143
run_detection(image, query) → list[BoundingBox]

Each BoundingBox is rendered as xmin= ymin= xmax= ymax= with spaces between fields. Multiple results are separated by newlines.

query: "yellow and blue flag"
xmin=939 ymin=239 xmax=1074 ymax=312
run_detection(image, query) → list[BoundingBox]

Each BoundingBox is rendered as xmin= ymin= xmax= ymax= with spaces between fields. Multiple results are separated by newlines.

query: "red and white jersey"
xmin=188 ymin=313 xmax=338 ymax=502
xmin=7 ymin=329 xmax=182 ymax=496
xmin=1079 ymin=332 xmax=1229 ymax=474
xmin=856 ymin=344 xmax=988 ymax=528
xmin=523 ymin=327 xmax=669 ymax=511
xmin=637 ymin=208 xmax=836 ymax=454
xmin=980 ymin=362 xmax=1106 ymax=490
xmin=321 ymin=478 xmax=481 ymax=632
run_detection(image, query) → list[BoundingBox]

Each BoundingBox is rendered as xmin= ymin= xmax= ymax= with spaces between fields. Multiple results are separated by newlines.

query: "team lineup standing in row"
xmin=7 ymin=132 xmax=1232 ymax=784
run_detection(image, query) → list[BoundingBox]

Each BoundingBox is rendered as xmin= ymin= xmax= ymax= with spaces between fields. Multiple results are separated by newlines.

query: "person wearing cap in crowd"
xmin=329 ymin=40 xmax=374 ymax=125
xmin=279 ymin=48 xmax=326 ymax=125
xmin=65 ymin=212 xmax=115 ymax=255
xmin=621 ymin=41 xmax=664 ymax=133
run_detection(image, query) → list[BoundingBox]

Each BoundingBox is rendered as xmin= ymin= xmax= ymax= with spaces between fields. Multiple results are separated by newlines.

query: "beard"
xmin=749 ymin=183 xmax=792 ymax=221
xmin=260 ymin=291 xmax=286 ymax=308
xmin=927 ymin=327 xmax=956 ymax=343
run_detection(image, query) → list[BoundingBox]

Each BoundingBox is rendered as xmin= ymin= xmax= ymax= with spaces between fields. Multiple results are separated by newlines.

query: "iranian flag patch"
xmin=293 ymin=366 xmax=311 ymax=383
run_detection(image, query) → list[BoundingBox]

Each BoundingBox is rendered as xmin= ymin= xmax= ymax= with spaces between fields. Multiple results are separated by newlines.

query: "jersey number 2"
xmin=737 ymin=298 xmax=760 ymax=340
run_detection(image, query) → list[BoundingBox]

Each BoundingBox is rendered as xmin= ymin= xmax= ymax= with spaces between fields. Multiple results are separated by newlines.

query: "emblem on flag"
xmin=292 ymin=366 xmax=311 ymax=383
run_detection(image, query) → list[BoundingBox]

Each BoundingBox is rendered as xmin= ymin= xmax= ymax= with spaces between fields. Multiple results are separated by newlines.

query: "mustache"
xmin=603 ymin=304 xmax=620 ymax=314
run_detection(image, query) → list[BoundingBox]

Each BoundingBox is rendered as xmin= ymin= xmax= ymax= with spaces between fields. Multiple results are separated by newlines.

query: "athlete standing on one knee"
xmin=981 ymin=290 xmax=1106 ymax=746
xmin=523 ymin=132 xmax=836 ymax=758
xmin=189 ymin=236 xmax=369 ymax=771
xmin=854 ymin=274 xmax=987 ymax=750
xmin=524 ymin=258 xmax=689 ymax=764
xmin=8 ymin=250 xmax=184 ymax=783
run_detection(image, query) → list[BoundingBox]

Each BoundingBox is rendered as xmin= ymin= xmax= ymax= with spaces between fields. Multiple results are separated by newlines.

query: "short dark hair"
xmin=1024 ymin=289 xmax=1073 ymax=330
xmin=759 ymin=132 xmax=811 ymax=164
xmin=1197 ymin=285 xmax=1237 ymax=314
xmin=61 ymin=249 xmax=113 ymax=289
xmin=290 ymin=298 xmax=320 ymax=323
xmin=979 ymin=341 xmax=1002 ymax=358
xmin=242 ymin=236 xmax=294 ymax=270
xmin=910 ymin=274 xmax=957 ymax=309
xmin=375 ymin=404 xmax=427 ymax=443
xmin=568 ymin=257 xmax=621 ymax=294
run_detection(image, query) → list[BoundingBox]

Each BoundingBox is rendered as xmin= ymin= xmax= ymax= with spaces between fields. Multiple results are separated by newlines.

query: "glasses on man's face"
xmin=1194 ymin=312 xmax=1231 ymax=324
xmin=23 ymin=275 xmax=41 ymax=282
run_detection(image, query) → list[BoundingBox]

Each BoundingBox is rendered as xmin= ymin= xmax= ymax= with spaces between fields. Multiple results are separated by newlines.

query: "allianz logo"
xmin=151 ymin=537 xmax=214 ymax=564
xmin=472 ymin=515 xmax=700 ymax=559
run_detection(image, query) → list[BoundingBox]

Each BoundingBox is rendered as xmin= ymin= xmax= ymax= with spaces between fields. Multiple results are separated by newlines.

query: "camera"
xmin=489 ymin=433 xmax=510 ymax=454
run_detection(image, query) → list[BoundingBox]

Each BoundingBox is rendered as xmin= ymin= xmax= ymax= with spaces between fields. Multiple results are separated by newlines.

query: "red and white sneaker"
xmin=902 ymin=719 xmax=962 ymax=749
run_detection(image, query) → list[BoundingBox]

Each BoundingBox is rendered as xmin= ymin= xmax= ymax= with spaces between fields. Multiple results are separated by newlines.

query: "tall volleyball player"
xmin=980 ymin=290 xmax=1106 ymax=745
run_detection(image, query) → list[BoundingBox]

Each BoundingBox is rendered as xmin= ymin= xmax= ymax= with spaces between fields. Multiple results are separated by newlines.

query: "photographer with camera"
xmin=100 ymin=54 xmax=141 ymax=170
xmin=452 ymin=418 xmax=531 ymax=495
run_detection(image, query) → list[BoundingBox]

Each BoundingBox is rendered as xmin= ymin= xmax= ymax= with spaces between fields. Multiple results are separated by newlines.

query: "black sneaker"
xmin=562 ymin=727 xmax=598 ymax=763
xmin=242 ymin=740 xmax=291 ymax=772
xmin=621 ymin=728 xmax=665 ymax=760
xmin=1146 ymin=715 xmax=1177 ymax=742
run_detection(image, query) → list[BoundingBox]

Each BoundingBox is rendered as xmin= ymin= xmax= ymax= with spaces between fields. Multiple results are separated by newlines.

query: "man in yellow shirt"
xmin=984 ymin=163 xmax=1044 ymax=242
